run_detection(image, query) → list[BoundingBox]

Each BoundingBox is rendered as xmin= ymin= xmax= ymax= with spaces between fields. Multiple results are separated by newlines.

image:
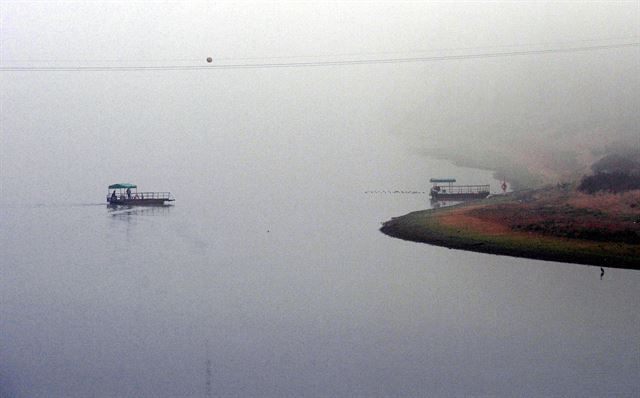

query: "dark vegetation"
xmin=579 ymin=172 xmax=640 ymax=194
xmin=578 ymin=151 xmax=640 ymax=194
xmin=592 ymin=152 xmax=640 ymax=175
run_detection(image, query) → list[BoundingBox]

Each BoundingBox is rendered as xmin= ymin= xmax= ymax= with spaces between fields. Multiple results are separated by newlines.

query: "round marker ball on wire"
xmin=206 ymin=57 xmax=212 ymax=63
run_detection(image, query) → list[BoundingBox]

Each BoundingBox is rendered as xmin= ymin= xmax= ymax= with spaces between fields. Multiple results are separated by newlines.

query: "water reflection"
xmin=107 ymin=204 xmax=174 ymax=241
xmin=429 ymin=198 xmax=463 ymax=209
xmin=107 ymin=204 xmax=173 ymax=219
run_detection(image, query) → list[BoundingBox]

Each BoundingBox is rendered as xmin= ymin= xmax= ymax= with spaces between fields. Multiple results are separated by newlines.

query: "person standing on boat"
xmin=126 ymin=188 xmax=131 ymax=199
xmin=111 ymin=190 xmax=117 ymax=201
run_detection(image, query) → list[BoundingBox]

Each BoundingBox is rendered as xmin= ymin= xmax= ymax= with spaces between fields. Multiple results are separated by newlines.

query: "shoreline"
xmin=380 ymin=189 xmax=640 ymax=270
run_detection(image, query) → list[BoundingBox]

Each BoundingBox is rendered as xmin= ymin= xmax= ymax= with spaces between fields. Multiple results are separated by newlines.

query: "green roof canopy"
xmin=108 ymin=183 xmax=137 ymax=189
xmin=429 ymin=178 xmax=456 ymax=183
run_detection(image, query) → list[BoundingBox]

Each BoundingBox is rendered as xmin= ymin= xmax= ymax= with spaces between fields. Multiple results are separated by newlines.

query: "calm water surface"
xmin=2 ymin=146 xmax=638 ymax=397
xmin=1 ymin=69 xmax=638 ymax=396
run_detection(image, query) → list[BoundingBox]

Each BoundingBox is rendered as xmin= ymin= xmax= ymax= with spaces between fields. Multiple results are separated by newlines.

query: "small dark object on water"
xmin=600 ymin=267 xmax=605 ymax=280
xmin=206 ymin=57 xmax=213 ymax=63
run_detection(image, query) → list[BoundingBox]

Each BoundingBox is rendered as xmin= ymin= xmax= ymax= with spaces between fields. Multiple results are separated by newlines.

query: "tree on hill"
xmin=591 ymin=153 xmax=640 ymax=176
xmin=579 ymin=151 xmax=640 ymax=194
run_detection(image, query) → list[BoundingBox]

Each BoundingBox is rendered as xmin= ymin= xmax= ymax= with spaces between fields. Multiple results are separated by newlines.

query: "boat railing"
xmin=136 ymin=192 xmax=173 ymax=199
xmin=107 ymin=192 xmax=174 ymax=200
xmin=432 ymin=184 xmax=490 ymax=194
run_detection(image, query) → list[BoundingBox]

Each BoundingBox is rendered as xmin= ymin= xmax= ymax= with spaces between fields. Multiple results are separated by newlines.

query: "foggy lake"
xmin=2 ymin=116 xmax=639 ymax=396
xmin=2 ymin=2 xmax=639 ymax=397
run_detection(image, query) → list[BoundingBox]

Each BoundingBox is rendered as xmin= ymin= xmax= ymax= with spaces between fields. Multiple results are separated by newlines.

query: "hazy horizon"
xmin=2 ymin=1 xmax=639 ymax=202
xmin=1 ymin=2 xmax=639 ymax=397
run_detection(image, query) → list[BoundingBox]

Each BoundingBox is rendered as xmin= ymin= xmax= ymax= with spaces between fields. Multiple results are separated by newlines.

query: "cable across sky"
xmin=1 ymin=42 xmax=638 ymax=72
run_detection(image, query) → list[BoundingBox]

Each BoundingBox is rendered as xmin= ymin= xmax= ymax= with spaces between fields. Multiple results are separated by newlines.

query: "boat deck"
xmin=107 ymin=192 xmax=174 ymax=206
xmin=430 ymin=184 xmax=490 ymax=200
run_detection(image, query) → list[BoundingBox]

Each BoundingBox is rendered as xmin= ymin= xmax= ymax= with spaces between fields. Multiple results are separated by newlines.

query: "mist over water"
xmin=2 ymin=129 xmax=639 ymax=397
xmin=1 ymin=2 xmax=639 ymax=397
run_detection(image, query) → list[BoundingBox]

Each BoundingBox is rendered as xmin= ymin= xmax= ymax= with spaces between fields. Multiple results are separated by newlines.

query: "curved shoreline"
xmin=380 ymin=191 xmax=640 ymax=270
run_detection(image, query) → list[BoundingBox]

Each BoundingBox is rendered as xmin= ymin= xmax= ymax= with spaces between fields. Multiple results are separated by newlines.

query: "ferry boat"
xmin=429 ymin=178 xmax=490 ymax=201
xmin=107 ymin=183 xmax=175 ymax=206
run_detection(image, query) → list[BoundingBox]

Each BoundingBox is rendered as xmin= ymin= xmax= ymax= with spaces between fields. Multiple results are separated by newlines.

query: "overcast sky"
xmin=2 ymin=2 xmax=638 ymax=61
xmin=1 ymin=1 xmax=638 ymax=202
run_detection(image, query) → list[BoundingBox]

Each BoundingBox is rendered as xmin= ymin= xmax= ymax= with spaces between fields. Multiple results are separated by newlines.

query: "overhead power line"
xmin=4 ymin=35 xmax=638 ymax=64
xmin=1 ymin=42 xmax=637 ymax=72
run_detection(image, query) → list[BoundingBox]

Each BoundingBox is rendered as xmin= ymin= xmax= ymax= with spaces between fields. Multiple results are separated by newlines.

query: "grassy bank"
xmin=380 ymin=187 xmax=640 ymax=269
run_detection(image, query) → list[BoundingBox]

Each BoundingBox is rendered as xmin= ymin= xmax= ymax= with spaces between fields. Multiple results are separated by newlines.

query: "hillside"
xmin=381 ymin=185 xmax=640 ymax=269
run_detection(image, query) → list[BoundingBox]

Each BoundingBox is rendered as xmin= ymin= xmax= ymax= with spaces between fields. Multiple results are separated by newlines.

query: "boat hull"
xmin=107 ymin=198 xmax=173 ymax=206
xmin=430 ymin=191 xmax=489 ymax=201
